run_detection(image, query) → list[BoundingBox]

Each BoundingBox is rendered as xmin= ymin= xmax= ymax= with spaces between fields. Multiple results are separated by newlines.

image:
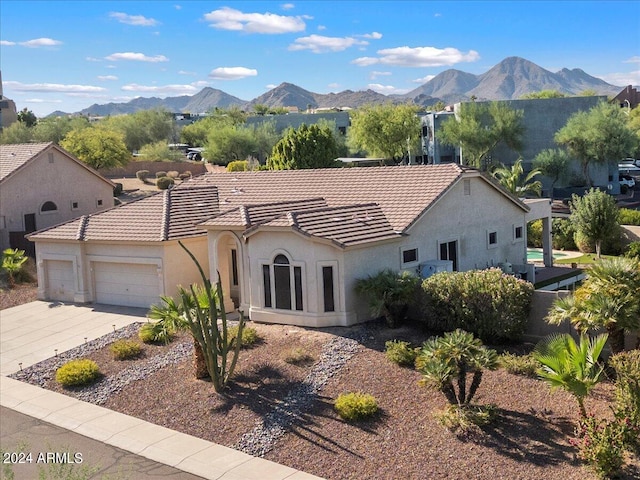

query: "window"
xmin=231 ymin=249 xmax=239 ymax=286
xmin=488 ymin=231 xmax=498 ymax=246
xmin=322 ymin=266 xmax=335 ymax=312
xmin=514 ymin=225 xmax=523 ymax=240
xmin=262 ymin=254 xmax=303 ymax=311
xmin=40 ymin=201 xmax=58 ymax=213
xmin=71 ymin=201 xmax=79 ymax=210
xmin=401 ymin=247 xmax=418 ymax=265
xmin=48 ymin=153 xmax=54 ymax=163
xmin=439 ymin=240 xmax=458 ymax=271
xmin=463 ymin=179 xmax=471 ymax=195
xmin=96 ymin=199 xmax=103 ymax=207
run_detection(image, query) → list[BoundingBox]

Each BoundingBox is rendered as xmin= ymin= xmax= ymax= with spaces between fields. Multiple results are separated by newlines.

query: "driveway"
xmin=0 ymin=301 xmax=147 ymax=376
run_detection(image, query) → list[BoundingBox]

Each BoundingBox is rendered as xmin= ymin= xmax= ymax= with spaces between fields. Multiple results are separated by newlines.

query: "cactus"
xmin=178 ymin=241 xmax=245 ymax=393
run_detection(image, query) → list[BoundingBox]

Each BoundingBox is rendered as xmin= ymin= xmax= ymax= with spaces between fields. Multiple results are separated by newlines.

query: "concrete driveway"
xmin=0 ymin=301 xmax=147 ymax=376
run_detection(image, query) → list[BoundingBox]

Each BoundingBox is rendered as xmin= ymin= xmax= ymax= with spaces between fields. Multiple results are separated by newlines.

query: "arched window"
xmin=262 ymin=254 xmax=303 ymax=311
xmin=40 ymin=201 xmax=58 ymax=213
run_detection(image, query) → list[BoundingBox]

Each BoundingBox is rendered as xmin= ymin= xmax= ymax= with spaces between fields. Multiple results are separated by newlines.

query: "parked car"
xmin=619 ymin=174 xmax=636 ymax=189
xmin=620 ymin=158 xmax=640 ymax=168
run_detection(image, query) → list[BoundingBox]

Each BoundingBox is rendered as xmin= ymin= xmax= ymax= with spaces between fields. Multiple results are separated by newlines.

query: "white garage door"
xmin=93 ymin=262 xmax=160 ymax=308
xmin=46 ymin=260 xmax=74 ymax=302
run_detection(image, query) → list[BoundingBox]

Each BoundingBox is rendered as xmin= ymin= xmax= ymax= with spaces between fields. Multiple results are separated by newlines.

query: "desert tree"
xmin=569 ymin=188 xmax=619 ymax=258
xmin=268 ymin=123 xmax=338 ymax=170
xmin=532 ymin=148 xmax=571 ymax=194
xmin=61 ymin=126 xmax=130 ymax=169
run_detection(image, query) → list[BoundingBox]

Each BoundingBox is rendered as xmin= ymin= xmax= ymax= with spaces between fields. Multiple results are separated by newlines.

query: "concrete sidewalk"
xmin=1 ymin=301 xmax=323 ymax=480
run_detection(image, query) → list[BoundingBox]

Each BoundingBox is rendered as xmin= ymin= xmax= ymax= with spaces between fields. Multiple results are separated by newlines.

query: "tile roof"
xmin=258 ymin=203 xmax=403 ymax=247
xmin=192 ymin=164 xmax=467 ymax=233
xmin=0 ymin=143 xmax=51 ymax=182
xmin=29 ymin=183 xmax=219 ymax=242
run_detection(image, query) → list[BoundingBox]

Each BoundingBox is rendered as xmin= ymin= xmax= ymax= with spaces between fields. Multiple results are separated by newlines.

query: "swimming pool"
xmin=527 ymin=249 xmax=569 ymax=261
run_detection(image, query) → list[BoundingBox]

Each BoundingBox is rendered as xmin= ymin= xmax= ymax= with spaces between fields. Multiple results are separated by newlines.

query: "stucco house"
xmin=0 ymin=143 xmax=115 ymax=255
xmin=29 ymin=164 xmax=551 ymax=327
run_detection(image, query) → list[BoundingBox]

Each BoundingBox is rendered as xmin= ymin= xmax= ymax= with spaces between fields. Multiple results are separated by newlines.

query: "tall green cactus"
xmin=179 ymin=241 xmax=246 ymax=393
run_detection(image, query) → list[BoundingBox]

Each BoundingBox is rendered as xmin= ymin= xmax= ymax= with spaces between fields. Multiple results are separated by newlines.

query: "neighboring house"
xmin=0 ymin=71 xmax=18 ymax=130
xmin=28 ymin=184 xmax=215 ymax=306
xmin=29 ymin=165 xmax=551 ymax=327
xmin=0 ymin=143 xmax=115 ymax=255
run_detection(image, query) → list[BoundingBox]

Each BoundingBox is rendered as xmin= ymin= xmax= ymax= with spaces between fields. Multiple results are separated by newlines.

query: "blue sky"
xmin=1 ymin=1 xmax=638 ymax=117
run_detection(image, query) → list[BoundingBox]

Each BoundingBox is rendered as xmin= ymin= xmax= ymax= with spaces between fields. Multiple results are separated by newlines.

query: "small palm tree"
xmin=491 ymin=158 xmax=542 ymax=197
xmin=2 ymin=248 xmax=28 ymax=287
xmin=416 ymin=329 xmax=498 ymax=407
xmin=533 ymin=333 xmax=608 ymax=419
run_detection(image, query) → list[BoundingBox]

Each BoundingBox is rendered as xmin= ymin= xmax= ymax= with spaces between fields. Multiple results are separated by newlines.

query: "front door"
xmin=24 ymin=213 xmax=36 ymax=233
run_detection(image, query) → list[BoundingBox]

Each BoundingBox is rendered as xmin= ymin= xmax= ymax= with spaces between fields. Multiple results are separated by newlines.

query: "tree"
xmin=438 ymin=101 xmax=525 ymax=170
xmin=546 ymin=258 xmax=640 ymax=354
xmin=555 ymin=101 xmax=636 ymax=186
xmin=532 ymin=148 xmax=571 ymax=194
xmin=416 ymin=329 xmax=498 ymax=408
xmin=101 ymin=108 xmax=174 ymax=152
xmin=348 ymin=103 xmax=421 ymax=162
xmin=491 ymin=158 xmax=542 ymax=197
xmin=627 ymin=106 xmax=640 ymax=158
xmin=33 ymin=116 xmax=90 ymax=144
xmin=268 ymin=123 xmax=338 ymax=170
xmin=138 ymin=141 xmax=184 ymax=162
xmin=0 ymin=121 xmax=33 ymax=144
xmin=252 ymin=104 xmax=269 ymax=115
xmin=533 ymin=333 xmax=608 ymax=419
xmin=204 ymin=124 xmax=257 ymax=165
xmin=17 ymin=108 xmax=37 ymax=127
xmin=60 ymin=126 xmax=130 ymax=169
xmin=520 ymin=90 xmax=566 ymax=99
xmin=569 ymin=188 xmax=619 ymax=258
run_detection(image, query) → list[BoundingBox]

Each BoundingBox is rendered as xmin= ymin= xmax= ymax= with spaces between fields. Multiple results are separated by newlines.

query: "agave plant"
xmin=533 ymin=333 xmax=608 ymax=418
xmin=416 ymin=329 xmax=498 ymax=407
xmin=2 ymin=248 xmax=28 ymax=287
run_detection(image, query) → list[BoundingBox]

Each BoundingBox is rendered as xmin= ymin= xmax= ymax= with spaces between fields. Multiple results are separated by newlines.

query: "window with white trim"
xmin=40 ymin=201 xmax=58 ymax=214
xmin=71 ymin=201 xmax=79 ymax=211
xmin=262 ymin=254 xmax=303 ymax=311
xmin=401 ymin=246 xmax=419 ymax=266
xmin=513 ymin=225 xmax=524 ymax=241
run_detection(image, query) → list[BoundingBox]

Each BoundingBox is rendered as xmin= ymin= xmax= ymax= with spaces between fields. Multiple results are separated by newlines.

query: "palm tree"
xmin=533 ymin=333 xmax=608 ymax=419
xmin=491 ymin=158 xmax=542 ymax=197
xmin=2 ymin=248 xmax=28 ymax=287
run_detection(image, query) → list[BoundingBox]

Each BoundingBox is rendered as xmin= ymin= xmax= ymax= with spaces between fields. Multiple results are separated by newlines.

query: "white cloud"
xmin=121 ymin=83 xmax=201 ymax=94
xmin=109 ymin=12 xmax=160 ymax=27
xmin=203 ymin=7 xmax=306 ymax=34
xmin=353 ymin=46 xmax=480 ymax=67
xmin=624 ymin=56 xmax=640 ymax=64
xmin=327 ymin=82 xmax=340 ymax=90
xmin=174 ymin=5 xmax=182 ymax=10
xmin=360 ymin=32 xmax=382 ymax=40
xmin=289 ymin=34 xmax=368 ymax=53
xmin=434 ymin=13 xmax=442 ymax=17
xmin=209 ymin=67 xmax=258 ymax=80
xmin=369 ymin=71 xmax=392 ymax=80
xmin=4 ymin=81 xmax=106 ymax=93
xmin=20 ymin=38 xmax=62 ymax=48
xmin=86 ymin=56 xmax=101 ymax=62
xmin=596 ymin=71 xmax=640 ymax=87
xmin=25 ymin=98 xmax=62 ymax=103
xmin=97 ymin=75 xmax=118 ymax=81
xmin=317 ymin=25 xmax=326 ymax=31
xmin=0 ymin=40 xmax=16 ymax=46
xmin=266 ymin=84 xmax=278 ymax=89
xmin=281 ymin=3 xmax=295 ymax=10
xmin=178 ymin=70 xmax=197 ymax=75
xmin=412 ymin=75 xmax=436 ymax=83
xmin=367 ymin=83 xmax=409 ymax=95
xmin=105 ymin=52 xmax=169 ymax=62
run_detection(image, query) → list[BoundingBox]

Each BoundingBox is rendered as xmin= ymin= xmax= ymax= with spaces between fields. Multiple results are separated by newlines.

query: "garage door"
xmin=46 ymin=260 xmax=75 ymax=302
xmin=93 ymin=262 xmax=160 ymax=308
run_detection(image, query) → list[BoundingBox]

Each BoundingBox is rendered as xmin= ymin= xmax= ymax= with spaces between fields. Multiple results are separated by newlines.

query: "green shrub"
xmin=355 ymin=270 xmax=420 ymax=328
xmin=498 ymin=352 xmax=539 ymax=377
xmin=421 ymin=269 xmax=533 ymax=342
xmin=609 ymin=350 xmax=640 ymax=453
xmin=573 ymin=415 xmax=626 ymax=479
xmin=113 ymin=182 xmax=123 ymax=196
xmin=574 ymin=229 xmax=623 ymax=256
xmin=227 ymin=325 xmax=259 ymax=349
xmin=55 ymin=359 xmax=101 ymax=387
xmin=384 ymin=340 xmax=418 ymax=367
xmin=619 ymin=208 xmax=640 ymax=226
xmin=227 ymin=160 xmax=249 ymax=172
xmin=436 ymin=404 xmax=497 ymax=433
xmin=136 ymin=170 xmax=150 ymax=182
xmin=156 ymin=176 xmax=175 ymax=190
xmin=334 ymin=392 xmax=378 ymax=421
xmin=527 ymin=219 xmax=542 ymax=248
xmin=178 ymin=171 xmax=192 ymax=180
xmin=283 ymin=347 xmax=314 ymax=365
xmin=167 ymin=170 xmax=179 ymax=179
xmin=624 ymin=241 xmax=640 ymax=259
xmin=139 ymin=321 xmax=174 ymax=344
xmin=155 ymin=170 xmax=167 ymax=178
xmin=109 ymin=339 xmax=142 ymax=360
xmin=552 ymin=218 xmax=577 ymax=250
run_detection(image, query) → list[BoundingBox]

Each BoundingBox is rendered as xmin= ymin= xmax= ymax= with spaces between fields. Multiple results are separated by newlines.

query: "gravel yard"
xmin=11 ymin=319 xmax=639 ymax=480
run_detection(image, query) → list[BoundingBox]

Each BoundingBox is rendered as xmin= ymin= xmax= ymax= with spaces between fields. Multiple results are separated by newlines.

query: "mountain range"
xmin=52 ymin=57 xmax=625 ymax=117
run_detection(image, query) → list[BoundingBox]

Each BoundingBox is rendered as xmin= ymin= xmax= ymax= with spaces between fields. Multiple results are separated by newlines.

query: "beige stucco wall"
xmin=32 ymin=236 xmax=208 ymax=307
xmin=0 ymin=148 xmax=113 ymax=250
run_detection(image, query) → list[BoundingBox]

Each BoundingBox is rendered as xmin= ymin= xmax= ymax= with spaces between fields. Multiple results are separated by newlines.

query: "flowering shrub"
xmin=571 ymin=415 xmax=626 ymax=479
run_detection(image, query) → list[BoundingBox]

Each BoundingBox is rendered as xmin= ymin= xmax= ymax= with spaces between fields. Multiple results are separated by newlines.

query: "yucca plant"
xmin=2 ymin=248 xmax=28 ymax=287
xmin=533 ymin=333 xmax=608 ymax=419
